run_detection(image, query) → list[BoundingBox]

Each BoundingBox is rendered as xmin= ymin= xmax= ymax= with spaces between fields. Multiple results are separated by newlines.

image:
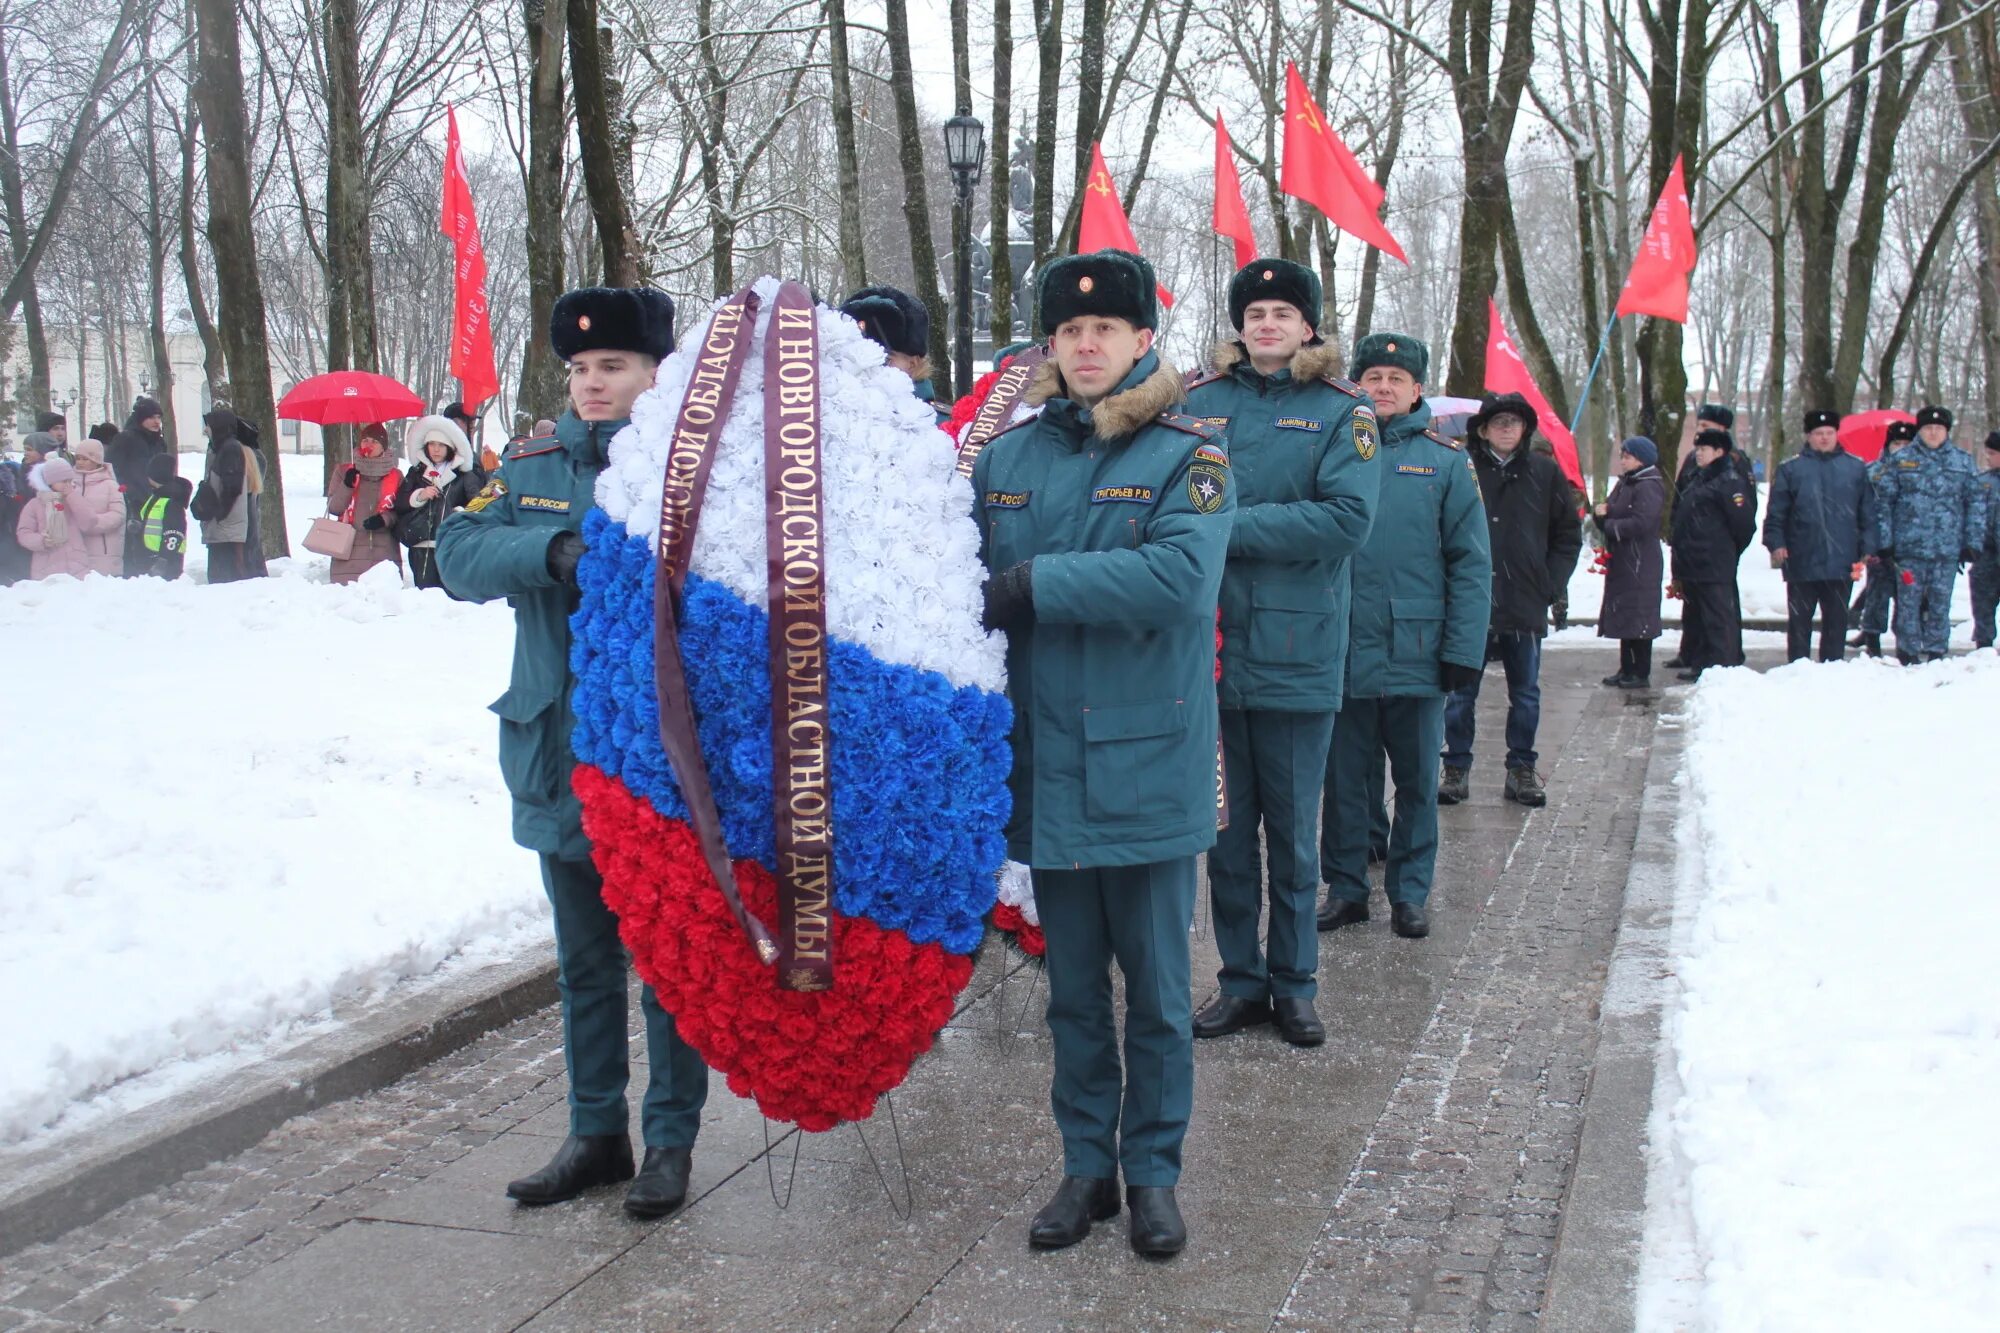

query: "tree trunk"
xmin=1495 ymin=176 xmax=1569 ymax=424
xmin=191 ymin=0 xmax=287 ymax=556
xmin=0 ymin=23 xmax=50 ymax=412
xmin=693 ymin=0 xmax=733 ymax=293
xmin=827 ymin=0 xmax=867 ymax=290
xmin=570 ymin=0 xmax=638 ymax=286
xmin=1069 ymin=0 xmax=1107 ymax=209
xmin=988 ymin=0 xmax=1014 ymax=345
xmin=178 ymin=85 xmax=225 ymax=398
xmin=1030 ymin=0 xmax=1063 ymax=329
xmin=142 ymin=67 xmax=179 ymax=453
xmin=323 ymin=0 xmax=378 ymax=379
xmin=1123 ymin=0 xmax=1190 ymax=212
xmin=1793 ymin=0 xmax=1877 ymax=414
xmin=1948 ymin=6 xmax=2000 ymax=420
xmin=884 ymin=0 xmax=952 ymax=395
xmin=518 ymin=0 xmax=567 ymax=422
xmin=1354 ymin=32 xmax=1409 ymax=340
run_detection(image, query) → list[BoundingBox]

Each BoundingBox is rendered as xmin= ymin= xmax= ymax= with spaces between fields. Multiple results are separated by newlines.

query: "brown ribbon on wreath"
xmin=953 ymin=344 xmax=1049 ymax=478
xmin=762 ymin=281 xmax=835 ymax=992
xmin=651 ymin=283 xmax=778 ymax=965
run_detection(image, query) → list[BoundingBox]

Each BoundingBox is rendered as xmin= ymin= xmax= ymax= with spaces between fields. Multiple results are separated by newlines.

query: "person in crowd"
xmin=24 ymin=411 xmax=67 ymax=464
xmin=1318 ymin=333 xmax=1491 ymax=942
xmin=128 ymin=454 xmax=192 ymax=580
xmin=325 ymin=423 xmax=405 ymax=585
xmin=1670 ymin=428 xmax=1757 ymax=680
xmin=108 ymin=396 xmax=169 ymax=493
xmin=0 ymin=439 xmax=30 ymax=584
xmin=973 ymin=250 xmax=1230 ymax=1259
xmin=1594 ymin=437 xmax=1669 ymax=687
xmin=531 ymin=417 xmax=557 ymax=437
xmin=65 ymin=437 xmax=126 ymax=577
xmin=1850 ymin=418 xmax=1917 ymax=657
xmin=1878 ymin=405 xmax=1979 ymax=663
xmin=1762 ymin=410 xmax=1877 ymax=663
xmin=394 ymin=415 xmax=481 ymax=589
xmin=1667 ymin=403 xmax=1751 ymax=669
xmin=840 ymin=285 xmax=949 ymax=424
xmin=1439 ymin=393 xmax=1581 ymax=810
xmin=192 ymin=408 xmax=264 ymax=584
xmin=1972 ymin=432 xmax=2000 ymax=651
xmin=15 ymin=458 xmax=90 ymax=579
xmin=440 ymin=287 xmax=712 ymax=1223
xmin=1182 ymin=257 xmax=1380 ymax=1050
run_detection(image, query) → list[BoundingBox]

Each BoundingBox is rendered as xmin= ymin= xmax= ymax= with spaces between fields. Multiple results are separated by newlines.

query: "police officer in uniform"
xmin=1851 ymin=418 xmax=1917 ymax=656
xmin=1670 ymin=428 xmax=1756 ymax=680
xmin=1763 ymin=409 xmax=1876 ymax=663
xmin=1879 ymin=405 xmax=1980 ymax=662
xmin=1316 ymin=334 xmax=1490 ymax=940
xmin=840 ymin=284 xmax=950 ymax=424
xmin=437 ymin=288 xmax=710 ymax=1218
xmin=1180 ymin=258 xmax=1380 ymax=1047
xmin=974 ymin=250 xmax=1231 ymax=1258
xmin=1972 ymin=431 xmax=2000 ymax=650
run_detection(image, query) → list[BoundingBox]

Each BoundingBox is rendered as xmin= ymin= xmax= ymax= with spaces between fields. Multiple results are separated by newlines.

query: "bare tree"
xmin=883 ymin=0 xmax=951 ymax=392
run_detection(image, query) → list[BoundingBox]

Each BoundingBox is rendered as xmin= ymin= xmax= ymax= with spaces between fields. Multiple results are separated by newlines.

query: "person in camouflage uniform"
xmin=1971 ymin=432 xmax=2000 ymax=650
xmin=1851 ymin=418 xmax=1916 ymax=657
xmin=1878 ymin=405 xmax=1979 ymax=662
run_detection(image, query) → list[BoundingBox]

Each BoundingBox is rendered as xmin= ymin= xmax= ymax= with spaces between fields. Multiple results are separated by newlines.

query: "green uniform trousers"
xmin=1030 ymin=857 xmax=1197 ymax=1187
xmin=542 ymin=854 xmax=709 ymax=1149
xmin=1320 ymin=695 xmax=1446 ymax=907
xmin=1208 ymin=707 xmax=1337 ymax=1001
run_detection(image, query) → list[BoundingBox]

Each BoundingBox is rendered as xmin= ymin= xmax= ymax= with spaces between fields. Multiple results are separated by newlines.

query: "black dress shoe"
xmin=1272 ymin=997 xmax=1325 ymax=1047
xmin=1616 ymin=674 xmax=1651 ymax=689
xmin=1317 ymin=898 xmax=1369 ymax=931
xmin=1391 ymin=901 xmax=1429 ymax=938
xmin=1192 ymin=994 xmax=1272 ymax=1039
xmin=1029 ymin=1175 xmax=1120 ymax=1249
xmin=1665 ymin=655 xmax=1687 ymax=669
xmin=505 ymin=1134 xmax=635 ymax=1205
xmin=1676 ymin=669 xmax=1701 ymax=682
xmin=1600 ymin=672 xmax=1627 ymax=686
xmin=1127 ymin=1186 xmax=1186 ymax=1258
xmin=624 ymin=1146 xmax=693 ymax=1218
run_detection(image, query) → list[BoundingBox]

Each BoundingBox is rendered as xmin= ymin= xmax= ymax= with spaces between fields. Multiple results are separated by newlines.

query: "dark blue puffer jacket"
xmin=1761 ymin=446 xmax=1877 ymax=582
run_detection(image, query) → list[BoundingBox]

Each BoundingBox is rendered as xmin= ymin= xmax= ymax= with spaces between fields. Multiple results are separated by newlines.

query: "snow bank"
xmin=0 ymin=556 xmax=545 ymax=1145
xmin=1647 ymin=652 xmax=2000 ymax=1330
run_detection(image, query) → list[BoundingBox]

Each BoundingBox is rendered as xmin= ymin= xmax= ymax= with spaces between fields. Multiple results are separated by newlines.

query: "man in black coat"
xmin=1671 ymin=428 xmax=1757 ymax=680
xmin=1440 ymin=393 xmax=1581 ymax=808
xmin=1763 ymin=410 xmax=1877 ymax=663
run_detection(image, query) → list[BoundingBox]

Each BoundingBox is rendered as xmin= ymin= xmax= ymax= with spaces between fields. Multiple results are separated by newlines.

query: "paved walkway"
xmin=1 ymin=650 xmax=1667 ymax=1332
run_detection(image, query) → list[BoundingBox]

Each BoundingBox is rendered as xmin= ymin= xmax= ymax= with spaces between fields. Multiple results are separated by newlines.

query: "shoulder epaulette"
xmin=506 ymin=434 xmax=563 ymax=462
xmin=1156 ymin=413 xmax=1221 ymax=441
xmin=1183 ymin=368 xmax=1227 ymax=393
xmin=1321 ymin=375 xmax=1366 ymax=400
xmin=1425 ymin=429 xmax=1463 ymax=451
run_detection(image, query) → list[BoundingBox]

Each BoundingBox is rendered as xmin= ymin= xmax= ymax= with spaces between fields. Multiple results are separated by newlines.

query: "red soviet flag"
xmin=1615 ymin=155 xmax=1697 ymax=322
xmin=1279 ymin=62 xmax=1406 ymax=263
xmin=1212 ymin=111 xmax=1257 ymax=270
xmin=440 ymin=106 xmax=500 ymax=407
xmin=1485 ymin=299 xmax=1583 ymax=492
xmin=1077 ymin=142 xmax=1175 ymax=308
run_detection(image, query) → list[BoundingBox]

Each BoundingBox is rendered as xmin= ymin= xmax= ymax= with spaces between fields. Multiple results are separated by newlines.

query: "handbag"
xmin=303 ymin=515 xmax=356 ymax=560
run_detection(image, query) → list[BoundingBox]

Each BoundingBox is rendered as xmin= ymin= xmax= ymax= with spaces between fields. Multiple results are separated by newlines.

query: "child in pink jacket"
xmin=15 ymin=458 xmax=92 ymax=580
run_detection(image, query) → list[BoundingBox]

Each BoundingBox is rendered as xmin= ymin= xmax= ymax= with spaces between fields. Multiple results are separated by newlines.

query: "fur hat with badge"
xmin=1228 ymin=258 xmax=1322 ymax=336
xmin=1803 ymin=409 xmax=1840 ymax=432
xmin=1696 ymin=403 xmax=1735 ymax=431
xmin=839 ymin=285 xmax=931 ymax=357
xmin=404 ymin=414 xmax=475 ymax=471
xmin=1694 ymin=427 xmax=1734 ymax=453
xmin=1350 ymin=332 xmax=1429 ymax=383
xmin=1915 ymin=404 xmax=1953 ymax=430
xmin=1037 ymin=250 xmax=1160 ymax=332
xmin=550 ymin=287 xmax=677 ymax=362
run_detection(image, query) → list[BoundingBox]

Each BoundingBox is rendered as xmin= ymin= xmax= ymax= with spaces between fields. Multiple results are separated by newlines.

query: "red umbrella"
xmin=1837 ymin=408 xmax=1915 ymax=464
xmin=277 ymin=371 xmax=426 ymax=425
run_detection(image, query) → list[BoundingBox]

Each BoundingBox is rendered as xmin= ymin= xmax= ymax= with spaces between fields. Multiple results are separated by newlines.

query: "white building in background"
xmin=2 ymin=324 xmax=329 ymax=454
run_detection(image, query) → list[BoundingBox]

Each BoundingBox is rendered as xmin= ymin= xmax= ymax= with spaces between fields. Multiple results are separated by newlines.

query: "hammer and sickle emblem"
xmin=1089 ymin=170 xmax=1113 ymax=197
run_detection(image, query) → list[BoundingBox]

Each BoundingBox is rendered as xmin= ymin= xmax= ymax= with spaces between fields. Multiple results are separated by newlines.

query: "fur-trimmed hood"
xmin=403 ymin=414 xmax=476 ymax=470
xmin=1209 ymin=339 xmax=1344 ymax=383
xmin=1024 ymin=356 xmax=1185 ymax=440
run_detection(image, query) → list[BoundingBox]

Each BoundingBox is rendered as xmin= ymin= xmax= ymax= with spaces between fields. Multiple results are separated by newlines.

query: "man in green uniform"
xmin=1316 ymin=334 xmax=1491 ymax=940
xmin=437 ymin=288 xmax=710 ymax=1219
xmin=974 ymin=249 xmax=1231 ymax=1259
xmin=1181 ymin=258 xmax=1380 ymax=1047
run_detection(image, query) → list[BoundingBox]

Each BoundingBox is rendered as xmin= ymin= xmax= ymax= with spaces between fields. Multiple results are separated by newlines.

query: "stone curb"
xmin=0 ymin=951 xmax=557 ymax=1259
xmin=1540 ymin=710 xmax=1686 ymax=1331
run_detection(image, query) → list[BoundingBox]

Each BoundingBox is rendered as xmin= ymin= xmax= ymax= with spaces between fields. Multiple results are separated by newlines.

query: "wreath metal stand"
xmin=761 ymin=1094 xmax=913 ymax=1219
xmin=989 ymin=948 xmax=1048 ymax=1055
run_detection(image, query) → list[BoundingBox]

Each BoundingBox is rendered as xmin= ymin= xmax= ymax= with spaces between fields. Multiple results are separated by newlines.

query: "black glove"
xmin=1878 ymin=546 xmax=1896 ymax=562
xmin=342 ymin=466 xmax=360 ymax=489
xmin=362 ymin=513 xmax=386 ymax=531
xmin=547 ymin=531 xmax=585 ymax=587
xmin=981 ymin=561 xmax=1035 ymax=632
xmin=1439 ymin=661 xmax=1484 ymax=693
xmin=1551 ymin=598 xmax=1569 ymax=632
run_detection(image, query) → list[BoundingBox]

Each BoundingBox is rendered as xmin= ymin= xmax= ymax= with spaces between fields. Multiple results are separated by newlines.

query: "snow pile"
xmin=0 ymin=561 xmax=544 ymax=1145
xmin=1651 ymin=652 xmax=2000 ymax=1330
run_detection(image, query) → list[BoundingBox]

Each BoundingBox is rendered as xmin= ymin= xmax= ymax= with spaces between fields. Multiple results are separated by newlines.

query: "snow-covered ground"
xmin=1641 ymin=651 xmax=2000 ymax=1331
xmin=0 ymin=454 xmax=547 ymax=1148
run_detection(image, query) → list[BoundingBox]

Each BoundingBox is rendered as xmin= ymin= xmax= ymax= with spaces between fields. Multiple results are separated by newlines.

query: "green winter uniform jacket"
xmin=435 ymin=411 xmax=614 ymax=859
xmin=1344 ymin=400 xmax=1493 ymax=698
xmin=1184 ymin=341 xmax=1380 ymax=711
xmin=973 ymin=352 xmax=1234 ymax=870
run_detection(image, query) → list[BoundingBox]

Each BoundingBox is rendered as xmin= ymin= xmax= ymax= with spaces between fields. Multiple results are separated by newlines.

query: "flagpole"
xmin=1567 ymin=312 xmax=1619 ymax=440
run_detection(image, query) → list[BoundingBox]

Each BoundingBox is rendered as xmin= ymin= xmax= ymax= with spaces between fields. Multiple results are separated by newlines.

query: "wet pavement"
xmin=0 ymin=648 xmax=1668 ymax=1332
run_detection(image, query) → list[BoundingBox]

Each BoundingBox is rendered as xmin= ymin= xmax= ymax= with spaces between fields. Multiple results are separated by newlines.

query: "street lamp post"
xmin=942 ymin=114 xmax=986 ymax=400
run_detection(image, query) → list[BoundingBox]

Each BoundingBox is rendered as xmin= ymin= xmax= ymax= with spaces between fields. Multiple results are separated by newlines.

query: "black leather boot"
xmin=1317 ymin=898 xmax=1369 ymax=931
xmin=1191 ymin=994 xmax=1272 ymax=1039
xmin=1029 ymin=1175 xmax=1120 ymax=1249
xmin=1272 ymin=997 xmax=1325 ymax=1047
xmin=1391 ymin=901 xmax=1430 ymax=938
xmin=624 ymin=1146 xmax=694 ymax=1218
xmin=505 ymin=1134 xmax=635 ymax=1205
xmin=1127 ymin=1186 xmax=1187 ymax=1257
